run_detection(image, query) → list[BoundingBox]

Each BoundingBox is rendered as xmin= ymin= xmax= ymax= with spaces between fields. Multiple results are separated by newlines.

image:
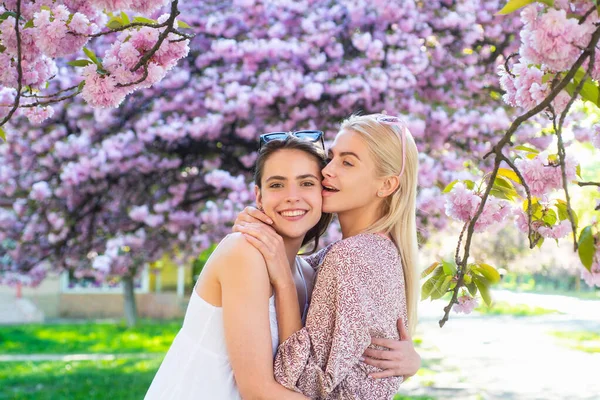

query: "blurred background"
xmin=1 ymin=0 xmax=600 ymax=399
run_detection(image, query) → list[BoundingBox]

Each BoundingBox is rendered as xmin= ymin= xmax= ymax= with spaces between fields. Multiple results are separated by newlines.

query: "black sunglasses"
xmin=258 ymin=130 xmax=325 ymax=151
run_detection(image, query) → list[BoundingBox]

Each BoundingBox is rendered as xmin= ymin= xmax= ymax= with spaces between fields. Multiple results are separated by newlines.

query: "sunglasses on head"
xmin=258 ymin=130 xmax=325 ymax=151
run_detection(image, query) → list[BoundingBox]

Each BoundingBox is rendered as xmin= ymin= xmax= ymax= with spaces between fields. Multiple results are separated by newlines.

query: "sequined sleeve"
xmin=274 ymin=234 xmax=406 ymax=399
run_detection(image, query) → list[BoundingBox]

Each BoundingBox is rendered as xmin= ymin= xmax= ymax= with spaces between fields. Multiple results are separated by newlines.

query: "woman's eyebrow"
xmin=296 ymin=174 xmax=319 ymax=180
xmin=266 ymin=175 xmax=286 ymax=182
xmin=339 ymin=151 xmax=360 ymax=160
xmin=327 ymin=148 xmax=361 ymax=160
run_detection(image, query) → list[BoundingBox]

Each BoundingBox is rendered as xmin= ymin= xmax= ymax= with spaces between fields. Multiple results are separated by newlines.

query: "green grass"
xmin=394 ymin=396 xmax=435 ymax=400
xmin=0 ymin=320 xmax=182 ymax=354
xmin=550 ymin=330 xmax=600 ymax=353
xmin=475 ymin=301 xmax=560 ymax=317
xmin=0 ymin=358 xmax=162 ymax=400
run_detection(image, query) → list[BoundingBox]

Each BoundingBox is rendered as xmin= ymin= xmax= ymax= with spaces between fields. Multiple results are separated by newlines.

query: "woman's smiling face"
xmin=255 ymin=149 xmax=323 ymax=241
xmin=320 ymin=129 xmax=385 ymax=214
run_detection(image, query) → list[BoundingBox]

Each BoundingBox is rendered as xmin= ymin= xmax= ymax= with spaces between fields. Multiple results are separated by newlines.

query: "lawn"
xmin=0 ymin=319 xmax=182 ymax=354
xmin=0 ymin=358 xmax=162 ymax=400
xmin=0 ymin=320 xmax=179 ymax=400
xmin=0 ymin=321 xmax=433 ymax=400
xmin=550 ymin=330 xmax=600 ymax=353
xmin=475 ymin=301 xmax=560 ymax=317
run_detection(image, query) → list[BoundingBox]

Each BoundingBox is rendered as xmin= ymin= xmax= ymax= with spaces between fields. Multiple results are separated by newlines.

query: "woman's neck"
xmin=282 ymin=236 xmax=304 ymax=269
xmin=337 ymin=201 xmax=383 ymax=239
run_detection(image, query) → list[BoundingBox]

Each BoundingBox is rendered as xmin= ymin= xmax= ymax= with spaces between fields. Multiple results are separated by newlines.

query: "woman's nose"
xmin=322 ymin=162 xmax=334 ymax=178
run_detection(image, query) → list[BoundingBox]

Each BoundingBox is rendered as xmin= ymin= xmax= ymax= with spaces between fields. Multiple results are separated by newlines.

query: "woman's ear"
xmin=254 ymin=185 xmax=263 ymax=210
xmin=377 ymin=176 xmax=400 ymax=198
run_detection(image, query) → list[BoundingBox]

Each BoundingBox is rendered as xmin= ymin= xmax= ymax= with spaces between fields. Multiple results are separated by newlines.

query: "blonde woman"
xmin=234 ymin=114 xmax=420 ymax=398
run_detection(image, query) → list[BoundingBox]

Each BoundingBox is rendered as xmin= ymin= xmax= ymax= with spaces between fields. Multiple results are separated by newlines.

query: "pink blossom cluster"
xmin=515 ymin=210 xmax=572 ymax=240
xmin=498 ymin=62 xmax=571 ymax=112
xmin=519 ymin=6 xmax=596 ymax=72
xmin=444 ymin=183 xmax=511 ymax=232
xmin=514 ymin=152 xmax=577 ymax=197
xmin=453 ymin=294 xmax=479 ymax=314
xmin=0 ymin=0 xmax=188 ymax=123
xmin=33 ymin=5 xmax=97 ymax=58
xmin=83 ymin=22 xmax=189 ymax=108
xmin=89 ymin=0 xmax=169 ymax=14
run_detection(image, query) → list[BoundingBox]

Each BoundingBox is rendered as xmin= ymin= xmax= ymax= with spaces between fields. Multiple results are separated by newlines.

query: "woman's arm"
xmin=217 ymin=234 xmax=308 ymax=400
xmin=234 ymin=222 xmax=304 ymax=344
xmin=274 ymin=243 xmax=386 ymax=398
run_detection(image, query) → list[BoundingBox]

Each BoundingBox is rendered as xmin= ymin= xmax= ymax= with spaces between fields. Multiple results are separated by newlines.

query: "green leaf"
xmin=514 ymin=145 xmax=540 ymax=154
xmin=576 ymin=164 xmax=582 ymax=179
xmin=536 ymin=237 xmax=545 ymax=248
xmin=555 ymin=199 xmax=578 ymax=228
xmin=107 ymin=17 xmax=123 ymax=30
xmin=77 ymin=80 xmax=86 ymax=91
xmin=496 ymin=0 xmax=536 ymax=15
xmin=0 ymin=11 xmax=18 ymax=21
xmin=443 ymin=180 xmax=459 ymax=194
xmin=421 ymin=266 xmax=444 ymax=300
xmin=497 ymin=167 xmax=522 ymax=184
xmin=466 ymin=281 xmax=478 ymax=297
xmin=492 ymin=175 xmax=518 ymax=200
xmin=489 ymin=188 xmax=513 ymax=201
xmin=421 ymin=274 xmax=439 ymax=301
xmin=473 ymin=275 xmax=492 ymax=306
xmin=430 ymin=275 xmax=453 ymax=300
xmin=133 ymin=16 xmax=157 ymax=24
xmin=542 ymin=208 xmax=558 ymax=226
xmin=578 ymin=226 xmax=595 ymax=271
xmin=177 ymin=20 xmax=192 ymax=29
xmin=120 ymin=11 xmax=130 ymax=26
xmin=0 ymin=127 xmax=6 ymax=141
xmin=464 ymin=180 xmax=475 ymax=190
xmin=421 ymin=262 xmax=440 ymax=279
xmin=67 ymin=59 xmax=93 ymax=67
xmin=24 ymin=19 xmax=34 ymax=29
xmin=474 ymin=263 xmax=501 ymax=284
xmin=442 ymin=260 xmax=457 ymax=276
xmin=83 ymin=47 xmax=100 ymax=65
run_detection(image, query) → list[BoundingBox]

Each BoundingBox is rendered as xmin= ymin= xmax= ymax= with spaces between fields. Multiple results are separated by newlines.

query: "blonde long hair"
xmin=340 ymin=114 xmax=419 ymax=334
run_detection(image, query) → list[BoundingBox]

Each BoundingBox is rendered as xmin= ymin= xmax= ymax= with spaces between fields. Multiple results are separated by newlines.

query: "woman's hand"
xmin=233 ymin=206 xmax=274 ymax=228
xmin=361 ymin=318 xmax=421 ymax=379
xmin=234 ymin=222 xmax=293 ymax=289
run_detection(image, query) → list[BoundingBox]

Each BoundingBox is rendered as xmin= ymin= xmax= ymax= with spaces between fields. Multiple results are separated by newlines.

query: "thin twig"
xmin=0 ymin=0 xmax=23 ymax=128
xmin=499 ymin=154 xmax=539 ymax=248
xmin=578 ymin=181 xmax=600 ymax=187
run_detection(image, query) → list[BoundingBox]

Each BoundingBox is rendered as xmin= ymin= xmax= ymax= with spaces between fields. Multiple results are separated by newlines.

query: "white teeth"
xmin=280 ymin=210 xmax=307 ymax=217
xmin=324 ymin=186 xmax=338 ymax=191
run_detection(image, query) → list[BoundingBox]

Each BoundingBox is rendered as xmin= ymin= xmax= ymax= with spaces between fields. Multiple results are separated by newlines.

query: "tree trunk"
xmin=122 ymin=274 xmax=138 ymax=327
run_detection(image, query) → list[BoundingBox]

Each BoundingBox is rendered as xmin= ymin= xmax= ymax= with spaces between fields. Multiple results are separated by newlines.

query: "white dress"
xmin=144 ymin=257 xmax=312 ymax=400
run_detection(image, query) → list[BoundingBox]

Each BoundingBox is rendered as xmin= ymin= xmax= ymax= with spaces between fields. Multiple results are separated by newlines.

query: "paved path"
xmin=398 ymin=290 xmax=600 ymax=400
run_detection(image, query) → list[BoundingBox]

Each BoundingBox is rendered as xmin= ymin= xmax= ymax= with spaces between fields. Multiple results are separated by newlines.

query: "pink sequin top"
xmin=274 ymin=233 xmax=407 ymax=399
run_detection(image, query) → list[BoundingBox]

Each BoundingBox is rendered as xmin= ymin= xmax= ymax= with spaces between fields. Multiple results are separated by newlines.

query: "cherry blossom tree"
xmin=424 ymin=0 xmax=600 ymax=327
xmin=0 ymin=0 xmax=192 ymax=139
xmin=1 ymin=0 xmax=599 ymax=326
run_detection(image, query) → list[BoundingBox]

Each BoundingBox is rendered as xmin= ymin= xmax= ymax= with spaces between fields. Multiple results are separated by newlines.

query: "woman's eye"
xmin=269 ymin=183 xmax=283 ymax=188
xmin=301 ymin=181 xmax=315 ymax=187
xmin=343 ymin=160 xmax=353 ymax=167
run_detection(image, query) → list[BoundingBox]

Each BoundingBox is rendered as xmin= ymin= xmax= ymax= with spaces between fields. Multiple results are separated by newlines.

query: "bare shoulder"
xmin=207 ymin=233 xmax=267 ymax=280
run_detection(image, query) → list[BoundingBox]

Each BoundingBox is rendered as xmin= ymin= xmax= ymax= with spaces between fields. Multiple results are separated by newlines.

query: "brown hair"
xmin=254 ymin=137 xmax=333 ymax=254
